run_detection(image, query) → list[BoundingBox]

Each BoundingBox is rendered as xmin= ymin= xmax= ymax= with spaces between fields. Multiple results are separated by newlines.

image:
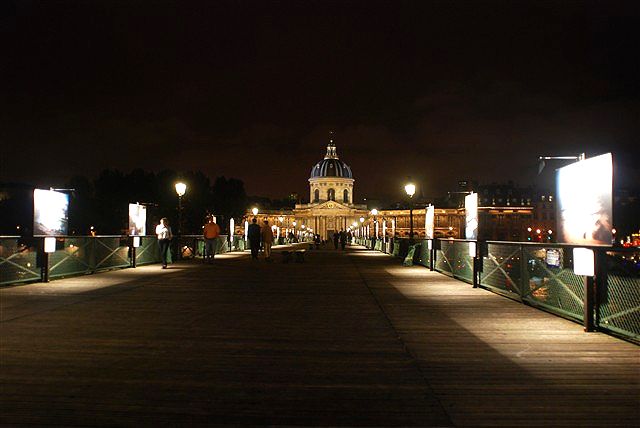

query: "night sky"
xmin=3 ymin=0 xmax=639 ymax=201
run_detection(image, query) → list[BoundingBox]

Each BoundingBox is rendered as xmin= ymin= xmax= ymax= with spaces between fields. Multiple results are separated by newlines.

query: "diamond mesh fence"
xmin=481 ymin=243 xmax=523 ymax=299
xmin=416 ymin=239 xmax=431 ymax=268
xmin=451 ymin=241 xmax=474 ymax=283
xmin=598 ymin=250 xmax=640 ymax=341
xmin=0 ymin=237 xmax=40 ymax=285
xmin=48 ymin=236 xmax=130 ymax=280
xmin=435 ymin=239 xmax=454 ymax=276
xmin=521 ymin=246 xmax=584 ymax=322
xmin=136 ymin=236 xmax=162 ymax=265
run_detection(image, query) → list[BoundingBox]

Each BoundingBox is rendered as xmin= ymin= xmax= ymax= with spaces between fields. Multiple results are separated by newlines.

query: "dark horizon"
xmin=2 ymin=0 xmax=639 ymax=200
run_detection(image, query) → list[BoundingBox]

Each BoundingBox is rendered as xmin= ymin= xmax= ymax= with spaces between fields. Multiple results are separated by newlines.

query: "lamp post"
xmin=175 ymin=182 xmax=187 ymax=259
xmin=405 ymin=183 xmax=416 ymax=243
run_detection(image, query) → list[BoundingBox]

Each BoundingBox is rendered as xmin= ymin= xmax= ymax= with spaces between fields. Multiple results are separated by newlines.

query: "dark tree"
xmin=212 ymin=176 xmax=247 ymax=232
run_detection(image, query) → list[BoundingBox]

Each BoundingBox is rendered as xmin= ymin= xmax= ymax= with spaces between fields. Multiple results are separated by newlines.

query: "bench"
xmin=281 ymin=249 xmax=307 ymax=263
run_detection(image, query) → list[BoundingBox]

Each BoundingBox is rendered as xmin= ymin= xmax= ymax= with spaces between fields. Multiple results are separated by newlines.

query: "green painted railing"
xmin=370 ymin=237 xmax=639 ymax=344
xmin=0 ymin=237 xmax=40 ymax=286
xmin=1 ymin=234 xmax=247 ymax=286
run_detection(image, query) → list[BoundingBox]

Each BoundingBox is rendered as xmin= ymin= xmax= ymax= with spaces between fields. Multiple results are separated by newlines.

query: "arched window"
xmin=327 ymin=188 xmax=335 ymax=201
xmin=314 ymin=189 xmax=320 ymax=202
xmin=343 ymin=189 xmax=349 ymax=203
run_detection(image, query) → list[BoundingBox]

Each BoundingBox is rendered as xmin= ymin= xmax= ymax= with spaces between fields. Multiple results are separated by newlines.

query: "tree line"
xmin=67 ymin=169 xmax=250 ymax=235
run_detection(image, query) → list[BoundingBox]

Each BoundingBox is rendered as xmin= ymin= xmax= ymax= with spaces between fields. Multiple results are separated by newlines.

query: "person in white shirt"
xmin=155 ymin=217 xmax=173 ymax=269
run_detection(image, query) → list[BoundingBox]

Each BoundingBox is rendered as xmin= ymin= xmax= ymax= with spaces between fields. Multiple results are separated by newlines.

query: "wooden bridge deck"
xmin=1 ymin=245 xmax=638 ymax=426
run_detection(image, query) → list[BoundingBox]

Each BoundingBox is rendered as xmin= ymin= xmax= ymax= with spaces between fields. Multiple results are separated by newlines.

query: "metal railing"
xmin=1 ymin=234 xmax=246 ymax=286
xmin=370 ymin=237 xmax=639 ymax=344
xmin=0 ymin=236 xmax=40 ymax=285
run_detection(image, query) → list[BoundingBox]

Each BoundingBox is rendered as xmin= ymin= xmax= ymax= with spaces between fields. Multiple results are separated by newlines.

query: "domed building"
xmin=309 ymin=142 xmax=354 ymax=204
xmin=293 ymin=138 xmax=368 ymax=240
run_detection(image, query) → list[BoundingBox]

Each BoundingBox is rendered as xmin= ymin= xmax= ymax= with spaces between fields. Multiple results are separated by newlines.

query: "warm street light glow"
xmin=293 ymin=221 xmax=297 ymax=227
xmin=404 ymin=183 xmax=416 ymax=197
xmin=278 ymin=216 xmax=284 ymax=222
xmin=359 ymin=217 xmax=365 ymax=223
xmin=371 ymin=208 xmax=378 ymax=216
xmin=548 ymin=230 xmax=553 ymax=234
xmin=527 ymin=227 xmax=532 ymax=232
xmin=353 ymin=222 xmax=358 ymax=227
xmin=252 ymin=207 xmax=259 ymax=216
xmin=175 ymin=182 xmax=187 ymax=197
xmin=536 ymin=229 xmax=541 ymax=234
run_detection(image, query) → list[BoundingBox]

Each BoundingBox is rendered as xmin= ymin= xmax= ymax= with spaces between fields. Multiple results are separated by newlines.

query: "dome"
xmin=310 ymin=143 xmax=353 ymax=179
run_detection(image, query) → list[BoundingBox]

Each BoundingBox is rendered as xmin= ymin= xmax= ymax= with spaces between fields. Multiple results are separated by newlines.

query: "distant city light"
xmin=252 ymin=207 xmax=259 ymax=216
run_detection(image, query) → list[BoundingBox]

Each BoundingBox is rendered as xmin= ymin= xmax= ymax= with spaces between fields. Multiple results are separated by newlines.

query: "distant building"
xmin=241 ymin=137 xmax=369 ymax=240
xmin=239 ymin=141 xmax=561 ymax=243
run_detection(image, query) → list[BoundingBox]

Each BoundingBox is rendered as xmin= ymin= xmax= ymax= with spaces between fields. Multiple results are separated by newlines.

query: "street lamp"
xmin=175 ymin=181 xmax=187 ymax=259
xmin=405 ymin=182 xmax=416 ymax=243
xmin=252 ymin=207 xmax=259 ymax=217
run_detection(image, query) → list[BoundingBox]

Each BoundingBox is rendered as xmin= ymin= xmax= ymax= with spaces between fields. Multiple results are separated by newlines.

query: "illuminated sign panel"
xmin=465 ymin=193 xmax=478 ymax=240
xmin=556 ymin=153 xmax=612 ymax=245
xmin=33 ymin=189 xmax=69 ymax=236
xmin=128 ymin=203 xmax=147 ymax=236
xmin=425 ymin=205 xmax=435 ymax=239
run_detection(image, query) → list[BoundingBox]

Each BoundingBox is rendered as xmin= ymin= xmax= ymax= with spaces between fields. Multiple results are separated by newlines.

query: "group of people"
xmin=332 ymin=230 xmax=351 ymax=250
xmin=155 ymin=216 xmax=355 ymax=268
xmin=247 ymin=218 xmax=274 ymax=261
xmin=154 ymin=215 xmax=222 ymax=268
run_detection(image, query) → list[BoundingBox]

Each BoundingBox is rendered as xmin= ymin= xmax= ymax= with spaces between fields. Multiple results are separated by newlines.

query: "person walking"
xmin=203 ymin=216 xmax=221 ymax=264
xmin=333 ymin=232 xmax=339 ymax=250
xmin=247 ymin=218 xmax=262 ymax=260
xmin=155 ymin=217 xmax=172 ymax=269
xmin=340 ymin=230 xmax=347 ymax=250
xmin=261 ymin=220 xmax=274 ymax=261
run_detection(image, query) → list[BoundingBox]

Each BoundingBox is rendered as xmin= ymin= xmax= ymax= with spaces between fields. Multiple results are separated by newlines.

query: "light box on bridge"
xmin=44 ymin=237 xmax=57 ymax=253
xmin=33 ymin=189 xmax=69 ymax=236
xmin=465 ymin=193 xmax=478 ymax=240
xmin=573 ymin=248 xmax=595 ymax=277
xmin=128 ymin=203 xmax=147 ymax=236
xmin=468 ymin=241 xmax=477 ymax=257
xmin=556 ymin=153 xmax=612 ymax=246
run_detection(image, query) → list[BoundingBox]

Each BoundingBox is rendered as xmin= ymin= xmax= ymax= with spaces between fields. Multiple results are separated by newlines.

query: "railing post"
xmin=129 ymin=237 xmax=137 ymax=268
xmin=472 ymin=241 xmax=479 ymax=288
xmin=41 ymin=242 xmax=50 ymax=283
xmin=584 ymin=248 xmax=606 ymax=332
xmin=584 ymin=275 xmax=596 ymax=332
xmin=428 ymin=239 xmax=434 ymax=271
xmin=519 ymin=244 xmax=528 ymax=300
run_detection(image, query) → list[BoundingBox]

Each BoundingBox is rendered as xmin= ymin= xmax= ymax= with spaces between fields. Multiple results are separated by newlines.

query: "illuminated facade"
xmin=293 ymin=141 xmax=369 ymax=240
xmin=238 ymin=141 xmax=551 ymax=243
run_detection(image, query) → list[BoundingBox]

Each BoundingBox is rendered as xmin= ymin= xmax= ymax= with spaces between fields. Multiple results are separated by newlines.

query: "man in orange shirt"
xmin=203 ymin=216 xmax=221 ymax=263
